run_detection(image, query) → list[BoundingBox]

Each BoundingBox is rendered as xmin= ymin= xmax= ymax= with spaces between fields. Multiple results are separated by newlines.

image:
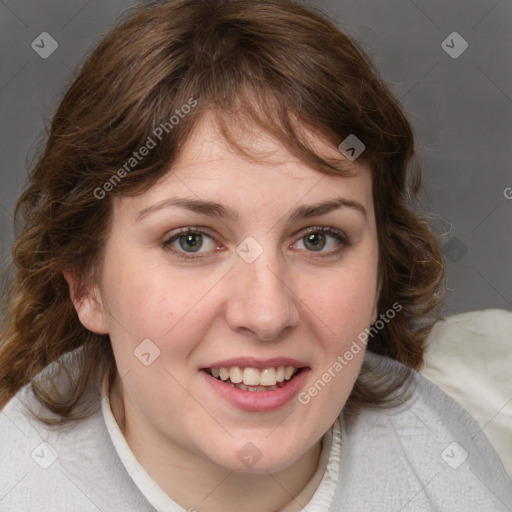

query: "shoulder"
xmin=332 ymin=351 xmax=512 ymax=511
xmin=0 ymin=381 xmax=151 ymax=511
xmin=421 ymin=309 xmax=512 ymax=475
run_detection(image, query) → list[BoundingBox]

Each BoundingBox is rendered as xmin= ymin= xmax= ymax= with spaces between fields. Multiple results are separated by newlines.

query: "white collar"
xmin=101 ymin=380 xmax=341 ymax=512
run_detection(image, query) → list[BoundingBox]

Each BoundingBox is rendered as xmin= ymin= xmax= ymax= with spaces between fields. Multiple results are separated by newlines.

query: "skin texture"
xmin=66 ymin=115 xmax=380 ymax=511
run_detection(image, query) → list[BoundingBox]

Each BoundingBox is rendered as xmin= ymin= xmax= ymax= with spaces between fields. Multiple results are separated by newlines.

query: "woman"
xmin=1 ymin=0 xmax=510 ymax=510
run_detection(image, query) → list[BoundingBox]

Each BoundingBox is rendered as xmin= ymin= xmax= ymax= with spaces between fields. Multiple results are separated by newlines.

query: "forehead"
xmin=174 ymin=112 xmax=366 ymax=175
xmin=114 ymin=113 xmax=374 ymax=219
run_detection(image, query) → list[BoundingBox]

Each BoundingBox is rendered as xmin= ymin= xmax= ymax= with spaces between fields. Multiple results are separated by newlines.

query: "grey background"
xmin=0 ymin=0 xmax=511 ymax=316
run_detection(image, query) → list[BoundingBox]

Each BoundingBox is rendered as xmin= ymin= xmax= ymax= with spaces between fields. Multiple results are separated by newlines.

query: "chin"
xmin=202 ymin=439 xmax=308 ymax=475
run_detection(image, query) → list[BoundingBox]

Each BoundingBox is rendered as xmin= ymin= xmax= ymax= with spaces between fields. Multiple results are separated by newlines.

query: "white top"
xmin=1 ymin=351 xmax=511 ymax=511
xmin=101 ymin=380 xmax=341 ymax=511
xmin=421 ymin=309 xmax=512 ymax=476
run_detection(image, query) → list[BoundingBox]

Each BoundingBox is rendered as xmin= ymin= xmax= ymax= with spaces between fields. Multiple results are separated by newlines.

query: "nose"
xmin=224 ymin=252 xmax=300 ymax=341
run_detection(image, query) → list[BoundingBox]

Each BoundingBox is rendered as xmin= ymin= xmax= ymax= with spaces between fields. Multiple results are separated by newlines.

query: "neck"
xmin=109 ymin=379 xmax=323 ymax=512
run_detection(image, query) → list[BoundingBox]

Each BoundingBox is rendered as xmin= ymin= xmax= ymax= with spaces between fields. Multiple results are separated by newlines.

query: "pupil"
xmin=304 ymin=232 xmax=326 ymax=251
xmin=179 ymin=233 xmax=202 ymax=252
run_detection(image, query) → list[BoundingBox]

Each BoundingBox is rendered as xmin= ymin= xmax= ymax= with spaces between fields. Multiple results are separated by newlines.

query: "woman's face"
xmin=85 ymin=115 xmax=379 ymax=474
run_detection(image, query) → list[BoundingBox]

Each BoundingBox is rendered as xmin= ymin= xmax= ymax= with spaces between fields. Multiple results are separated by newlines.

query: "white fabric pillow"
xmin=421 ymin=309 xmax=512 ymax=477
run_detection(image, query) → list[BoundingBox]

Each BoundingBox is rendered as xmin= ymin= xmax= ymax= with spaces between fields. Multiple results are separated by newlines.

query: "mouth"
xmin=200 ymin=358 xmax=310 ymax=411
xmin=203 ymin=365 xmax=302 ymax=392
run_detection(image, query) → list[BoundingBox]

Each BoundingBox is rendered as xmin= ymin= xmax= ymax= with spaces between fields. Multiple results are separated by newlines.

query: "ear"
xmin=370 ymin=302 xmax=378 ymax=325
xmin=370 ymin=276 xmax=382 ymax=325
xmin=63 ymin=268 xmax=109 ymax=335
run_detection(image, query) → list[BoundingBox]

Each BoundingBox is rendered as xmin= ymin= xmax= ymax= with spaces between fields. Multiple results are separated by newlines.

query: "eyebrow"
xmin=136 ymin=198 xmax=239 ymax=222
xmin=135 ymin=196 xmax=367 ymax=223
xmin=288 ymin=197 xmax=367 ymax=222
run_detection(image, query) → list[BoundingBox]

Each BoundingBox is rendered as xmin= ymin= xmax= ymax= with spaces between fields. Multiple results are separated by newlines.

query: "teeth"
xmin=260 ymin=368 xmax=276 ymax=386
xmin=243 ymin=368 xmax=260 ymax=386
xmin=211 ymin=365 xmax=299 ymax=387
xmin=229 ymin=383 xmax=280 ymax=392
xmin=229 ymin=367 xmax=243 ymax=384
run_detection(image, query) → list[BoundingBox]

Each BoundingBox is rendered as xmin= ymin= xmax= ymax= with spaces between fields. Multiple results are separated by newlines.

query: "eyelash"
xmin=162 ymin=227 xmax=220 ymax=261
xmin=162 ymin=226 xmax=350 ymax=261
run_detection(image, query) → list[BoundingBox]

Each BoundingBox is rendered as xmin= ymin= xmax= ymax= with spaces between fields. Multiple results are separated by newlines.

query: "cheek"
xmin=300 ymin=258 xmax=378 ymax=342
xmin=298 ymin=269 xmax=374 ymax=418
xmin=102 ymin=269 xmax=173 ymax=338
xmin=100 ymin=246 xmax=189 ymax=335
xmin=99 ymin=249 xmax=225 ymax=371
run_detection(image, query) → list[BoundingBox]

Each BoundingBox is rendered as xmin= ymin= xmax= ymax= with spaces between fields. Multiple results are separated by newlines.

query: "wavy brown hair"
xmin=0 ymin=0 xmax=444 ymax=422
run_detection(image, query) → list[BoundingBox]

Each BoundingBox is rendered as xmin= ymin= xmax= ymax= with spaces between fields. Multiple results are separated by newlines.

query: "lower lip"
xmin=201 ymin=369 xmax=309 ymax=412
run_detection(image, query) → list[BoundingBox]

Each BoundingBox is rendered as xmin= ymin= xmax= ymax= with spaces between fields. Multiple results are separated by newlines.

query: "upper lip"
xmin=202 ymin=357 xmax=309 ymax=370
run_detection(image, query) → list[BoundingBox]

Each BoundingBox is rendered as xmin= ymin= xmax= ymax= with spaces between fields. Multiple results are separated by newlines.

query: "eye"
xmin=163 ymin=228 xmax=219 ymax=259
xmin=302 ymin=232 xmax=328 ymax=251
xmin=176 ymin=232 xmax=207 ymax=253
xmin=292 ymin=227 xmax=349 ymax=255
